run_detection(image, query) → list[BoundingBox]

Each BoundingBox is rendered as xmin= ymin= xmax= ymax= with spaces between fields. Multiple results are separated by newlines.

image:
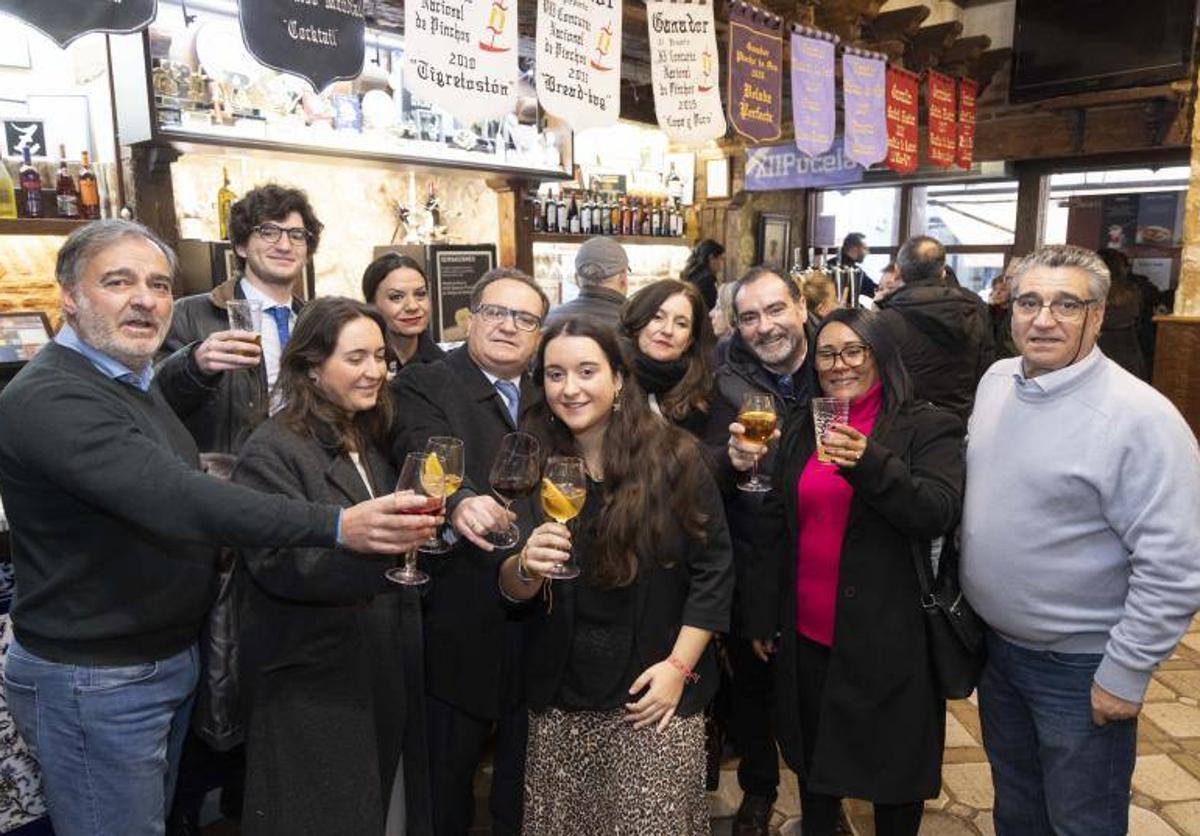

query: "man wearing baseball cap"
xmin=546 ymin=236 xmax=630 ymax=330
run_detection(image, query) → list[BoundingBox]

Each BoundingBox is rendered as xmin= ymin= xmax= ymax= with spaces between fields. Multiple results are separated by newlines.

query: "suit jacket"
xmin=391 ymin=345 xmax=541 ymax=719
xmin=748 ymin=401 xmax=964 ymax=803
xmin=234 ymin=418 xmax=431 ymax=835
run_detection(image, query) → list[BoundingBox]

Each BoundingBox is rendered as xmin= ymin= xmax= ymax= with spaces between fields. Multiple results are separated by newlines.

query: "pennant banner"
xmin=789 ymin=25 xmax=837 ymax=157
xmin=927 ymin=69 xmax=957 ymax=168
xmin=0 ymin=0 xmax=156 ymax=49
xmin=841 ymin=50 xmax=888 ymax=168
xmin=405 ymin=0 xmax=519 ymax=124
xmin=885 ymin=67 xmax=919 ymax=175
xmin=239 ymin=0 xmax=365 ymax=91
xmin=727 ymin=0 xmax=782 ymax=143
xmin=647 ymin=0 xmax=726 ymax=145
xmin=536 ymin=0 xmax=622 ymax=130
xmin=956 ymin=78 xmax=978 ymax=170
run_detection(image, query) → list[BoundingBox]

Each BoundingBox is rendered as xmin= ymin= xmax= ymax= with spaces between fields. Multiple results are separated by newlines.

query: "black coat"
xmin=389 ymin=331 xmax=446 ymax=376
xmin=746 ymin=402 xmax=964 ymax=803
xmin=391 ymin=346 xmax=541 ymax=719
xmin=234 ymin=418 xmax=431 ymax=835
xmin=876 ymin=283 xmax=995 ymax=423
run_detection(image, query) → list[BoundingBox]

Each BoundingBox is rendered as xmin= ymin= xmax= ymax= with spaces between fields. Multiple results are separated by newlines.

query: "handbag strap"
xmin=910 ymin=537 xmax=936 ymax=604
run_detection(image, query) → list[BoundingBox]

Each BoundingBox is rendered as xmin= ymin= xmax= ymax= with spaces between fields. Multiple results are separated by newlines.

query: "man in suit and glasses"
xmin=392 ymin=267 xmax=549 ymax=835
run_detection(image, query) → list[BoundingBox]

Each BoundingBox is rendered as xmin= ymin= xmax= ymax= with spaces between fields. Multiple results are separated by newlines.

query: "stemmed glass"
xmin=540 ymin=456 xmax=587 ymax=580
xmin=736 ymin=392 xmax=778 ymax=493
xmin=385 ymin=452 xmax=439 ymax=587
xmin=487 ymin=432 xmax=540 ymax=549
xmin=419 ymin=437 xmax=464 ymax=554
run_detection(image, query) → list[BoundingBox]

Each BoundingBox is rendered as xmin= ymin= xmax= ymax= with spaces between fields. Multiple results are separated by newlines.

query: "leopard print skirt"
xmin=523 ymin=707 xmax=709 ymax=836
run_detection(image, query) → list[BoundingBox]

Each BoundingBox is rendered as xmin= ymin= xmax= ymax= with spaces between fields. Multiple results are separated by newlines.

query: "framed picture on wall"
xmin=705 ymin=156 xmax=730 ymax=200
xmin=0 ymin=311 xmax=54 ymax=367
xmin=756 ymin=213 xmax=791 ymax=272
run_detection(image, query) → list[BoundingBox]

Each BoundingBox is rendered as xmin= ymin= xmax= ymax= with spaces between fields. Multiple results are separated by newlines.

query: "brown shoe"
xmin=733 ymin=793 xmax=774 ymax=836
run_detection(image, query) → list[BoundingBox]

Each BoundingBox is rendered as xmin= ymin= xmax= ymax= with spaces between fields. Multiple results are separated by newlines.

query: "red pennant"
xmin=886 ymin=67 xmax=919 ymax=175
xmin=926 ymin=70 xmax=957 ymax=169
xmin=956 ymin=78 xmax=978 ymax=170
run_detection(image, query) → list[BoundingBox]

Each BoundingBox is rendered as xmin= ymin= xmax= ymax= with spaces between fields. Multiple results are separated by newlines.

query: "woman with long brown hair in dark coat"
xmin=734 ymin=308 xmax=964 ymax=836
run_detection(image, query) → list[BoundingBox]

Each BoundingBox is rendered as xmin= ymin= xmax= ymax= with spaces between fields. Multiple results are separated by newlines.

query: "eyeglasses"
xmin=252 ymin=223 xmax=313 ymax=245
xmin=814 ymin=343 xmax=870 ymax=371
xmin=1011 ymin=294 xmax=1097 ymax=322
xmin=472 ymin=303 xmax=543 ymax=332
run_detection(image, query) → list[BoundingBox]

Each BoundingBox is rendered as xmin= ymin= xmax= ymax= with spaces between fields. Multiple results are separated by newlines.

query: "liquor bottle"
xmin=581 ymin=192 xmax=593 ymax=235
xmin=620 ymin=195 xmax=631 ymax=236
xmin=217 ymin=167 xmax=236 ymax=239
xmin=542 ymin=188 xmax=555 ymax=233
xmin=650 ymin=197 xmax=662 ymax=237
xmin=531 ymin=192 xmax=543 ymax=232
xmin=567 ymin=192 xmax=580 ymax=235
xmin=610 ymin=194 xmax=621 ymax=236
xmin=78 ymin=151 xmax=100 ymax=219
xmin=601 ymin=195 xmax=612 ymax=235
xmin=631 ymin=196 xmax=642 ymax=237
xmin=0 ymin=160 xmax=16 ymax=219
xmin=790 ymin=247 xmax=805 ymax=281
xmin=18 ymin=148 xmax=44 ymax=218
xmin=640 ymin=199 xmax=651 ymax=236
xmin=55 ymin=145 xmax=79 ymax=219
xmin=556 ymin=190 xmax=568 ymax=235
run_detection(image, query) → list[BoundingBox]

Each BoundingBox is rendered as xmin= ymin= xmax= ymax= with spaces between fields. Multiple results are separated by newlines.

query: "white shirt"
xmin=239 ymin=278 xmax=295 ymax=412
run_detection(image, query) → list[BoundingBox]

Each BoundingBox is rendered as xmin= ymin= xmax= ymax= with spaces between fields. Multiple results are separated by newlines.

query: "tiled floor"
xmin=709 ymin=616 xmax=1200 ymax=835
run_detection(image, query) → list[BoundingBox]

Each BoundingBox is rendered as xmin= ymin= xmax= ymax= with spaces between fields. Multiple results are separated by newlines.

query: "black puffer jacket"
xmin=876 ymin=283 xmax=994 ymax=423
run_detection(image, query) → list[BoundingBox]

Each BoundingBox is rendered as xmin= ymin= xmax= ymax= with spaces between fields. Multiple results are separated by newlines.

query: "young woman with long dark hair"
xmin=498 ymin=316 xmax=733 ymax=835
xmin=361 ymin=252 xmax=445 ymax=376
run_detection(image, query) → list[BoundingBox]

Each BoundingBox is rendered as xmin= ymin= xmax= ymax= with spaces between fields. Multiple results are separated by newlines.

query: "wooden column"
xmin=1012 ymin=163 xmax=1048 ymax=259
xmin=486 ymin=177 xmax=534 ymax=275
xmin=125 ymin=143 xmax=182 ymax=254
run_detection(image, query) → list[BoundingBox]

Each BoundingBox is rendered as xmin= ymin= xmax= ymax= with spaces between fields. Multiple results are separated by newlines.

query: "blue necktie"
xmin=494 ymin=379 xmax=520 ymax=424
xmin=777 ymin=373 xmax=794 ymax=400
xmin=267 ymin=306 xmax=291 ymax=349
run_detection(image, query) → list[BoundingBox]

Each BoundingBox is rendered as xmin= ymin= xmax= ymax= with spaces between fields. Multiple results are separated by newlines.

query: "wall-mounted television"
xmin=1010 ymin=0 xmax=1199 ymax=103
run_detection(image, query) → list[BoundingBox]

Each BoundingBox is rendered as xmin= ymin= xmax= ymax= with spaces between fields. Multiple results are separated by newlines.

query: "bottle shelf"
xmin=0 ymin=218 xmax=91 ymax=236
xmin=531 ymin=232 xmax=691 ymax=246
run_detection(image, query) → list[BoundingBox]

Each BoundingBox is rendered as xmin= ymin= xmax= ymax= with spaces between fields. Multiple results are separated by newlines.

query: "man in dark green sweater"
xmin=0 ymin=220 xmax=439 ymax=836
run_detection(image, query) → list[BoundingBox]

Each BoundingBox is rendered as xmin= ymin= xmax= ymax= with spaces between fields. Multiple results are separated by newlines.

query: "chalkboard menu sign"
xmin=0 ymin=0 xmax=157 ymax=48
xmin=238 ymin=0 xmax=366 ymax=91
xmin=430 ymin=246 xmax=497 ymax=342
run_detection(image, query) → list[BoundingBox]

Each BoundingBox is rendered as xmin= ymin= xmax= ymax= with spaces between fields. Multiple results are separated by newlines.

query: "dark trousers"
xmin=427 ymin=695 xmax=527 ymax=836
xmin=979 ymin=633 xmax=1137 ymax=836
xmin=794 ymin=633 xmax=923 ymax=836
xmin=728 ymin=636 xmax=780 ymax=802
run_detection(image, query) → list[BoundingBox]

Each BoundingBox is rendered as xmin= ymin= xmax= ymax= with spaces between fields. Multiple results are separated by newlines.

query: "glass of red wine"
xmin=487 ymin=432 xmax=540 ymax=549
xmin=385 ymin=452 xmax=441 ymax=587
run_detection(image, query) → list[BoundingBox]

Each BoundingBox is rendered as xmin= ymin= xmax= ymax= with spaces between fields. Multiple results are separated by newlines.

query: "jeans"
xmin=979 ymin=633 xmax=1137 ymax=836
xmin=4 ymin=639 xmax=200 ymax=836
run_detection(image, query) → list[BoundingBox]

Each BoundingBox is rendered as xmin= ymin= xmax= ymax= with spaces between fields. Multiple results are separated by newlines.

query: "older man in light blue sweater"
xmin=962 ymin=244 xmax=1200 ymax=836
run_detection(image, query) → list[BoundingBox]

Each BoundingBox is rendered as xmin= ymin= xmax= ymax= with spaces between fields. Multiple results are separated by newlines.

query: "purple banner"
xmin=727 ymin=0 xmax=783 ymax=144
xmin=789 ymin=26 xmax=837 ymax=157
xmin=841 ymin=50 xmax=888 ymax=168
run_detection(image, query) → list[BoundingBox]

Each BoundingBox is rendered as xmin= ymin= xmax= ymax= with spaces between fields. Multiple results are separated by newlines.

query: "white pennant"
xmin=647 ymin=0 xmax=726 ymax=145
xmin=536 ymin=0 xmax=623 ymax=130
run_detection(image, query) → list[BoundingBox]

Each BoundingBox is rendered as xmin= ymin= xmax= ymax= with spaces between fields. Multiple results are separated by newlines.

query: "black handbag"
xmin=910 ymin=533 xmax=987 ymax=700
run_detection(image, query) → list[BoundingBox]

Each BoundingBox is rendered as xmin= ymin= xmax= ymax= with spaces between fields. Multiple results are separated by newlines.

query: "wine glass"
xmin=540 ymin=456 xmax=587 ymax=580
xmin=385 ymin=452 xmax=439 ymax=587
xmin=487 ymin=432 xmax=540 ymax=549
xmin=737 ymin=392 xmax=777 ymax=493
xmin=419 ymin=436 xmax=464 ymax=554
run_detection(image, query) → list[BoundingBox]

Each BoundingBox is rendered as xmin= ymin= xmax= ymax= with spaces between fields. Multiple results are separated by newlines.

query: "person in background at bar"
xmin=732 ymin=308 xmax=964 ymax=836
xmin=875 ymin=236 xmax=994 ymax=423
xmin=988 ymin=264 xmax=1018 ymax=360
xmin=710 ymin=280 xmax=738 ymax=343
xmin=620 ymin=279 xmax=716 ymax=439
xmin=546 ymin=237 xmax=629 ymax=331
xmin=712 ymin=267 xmax=813 ymax=836
xmin=874 ymin=262 xmax=900 ymax=302
xmin=682 ymin=238 xmax=726 ymax=310
xmin=155 ymin=183 xmax=324 ymax=834
xmin=234 ymin=298 xmax=431 ymax=835
xmin=158 ymin=183 xmax=321 ymax=454
xmin=1095 ymin=248 xmax=1149 ymax=380
xmin=391 ymin=267 xmax=548 ymax=836
xmin=962 ymin=245 xmax=1200 ymax=835
xmin=0 ymin=221 xmax=438 ymax=836
xmin=499 ymin=317 xmax=733 ymax=836
xmin=824 ymin=233 xmax=877 ymax=299
xmin=799 ymin=270 xmax=839 ymax=329
xmin=361 ymin=252 xmax=446 ymax=378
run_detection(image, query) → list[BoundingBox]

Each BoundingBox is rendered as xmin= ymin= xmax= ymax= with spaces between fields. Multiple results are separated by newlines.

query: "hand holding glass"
xmin=420 ymin=437 xmax=464 ymax=554
xmin=539 ymin=456 xmax=586 ymax=579
xmin=736 ymin=392 xmax=777 ymax=493
xmin=226 ymin=299 xmax=263 ymax=355
xmin=812 ymin=398 xmax=850 ymax=463
xmin=386 ymin=452 xmax=440 ymax=587
xmin=487 ymin=432 xmax=540 ymax=549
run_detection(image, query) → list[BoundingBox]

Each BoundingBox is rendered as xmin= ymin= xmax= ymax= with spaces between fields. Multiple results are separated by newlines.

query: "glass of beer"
xmin=540 ymin=456 xmax=587 ymax=579
xmin=385 ymin=452 xmax=440 ymax=587
xmin=419 ymin=437 xmax=464 ymax=554
xmin=737 ymin=392 xmax=777 ymax=493
xmin=812 ymin=397 xmax=850 ymax=463
xmin=226 ymin=299 xmax=263 ymax=353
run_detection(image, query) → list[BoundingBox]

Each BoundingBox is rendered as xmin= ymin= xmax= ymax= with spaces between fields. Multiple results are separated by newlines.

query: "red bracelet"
xmin=668 ymin=655 xmax=700 ymax=684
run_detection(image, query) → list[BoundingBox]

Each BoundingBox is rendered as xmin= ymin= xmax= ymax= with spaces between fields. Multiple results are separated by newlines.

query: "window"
xmin=812 ymin=186 xmax=901 ymax=277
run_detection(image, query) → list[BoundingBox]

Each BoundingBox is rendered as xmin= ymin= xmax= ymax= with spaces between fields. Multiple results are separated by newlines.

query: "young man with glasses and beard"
xmin=962 ymin=244 xmax=1200 ymax=835
xmin=391 ymin=267 xmax=549 ymax=836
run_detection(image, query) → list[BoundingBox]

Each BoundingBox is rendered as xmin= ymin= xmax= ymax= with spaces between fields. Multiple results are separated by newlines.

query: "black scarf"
xmin=633 ymin=352 xmax=689 ymax=396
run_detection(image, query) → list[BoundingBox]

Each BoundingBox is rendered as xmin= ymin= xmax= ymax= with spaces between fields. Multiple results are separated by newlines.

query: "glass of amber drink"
xmin=737 ymin=392 xmax=777 ymax=493
xmin=540 ymin=456 xmax=587 ymax=579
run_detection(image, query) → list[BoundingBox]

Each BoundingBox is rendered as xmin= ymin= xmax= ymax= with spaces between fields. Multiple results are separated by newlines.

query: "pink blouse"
xmin=794 ymin=382 xmax=883 ymax=646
